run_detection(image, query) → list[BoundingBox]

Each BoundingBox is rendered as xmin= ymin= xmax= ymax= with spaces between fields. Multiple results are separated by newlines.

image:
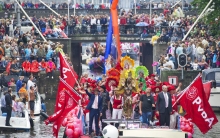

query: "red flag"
xmin=53 ymin=90 xmax=78 ymax=138
xmin=45 ymin=79 xmax=81 ymax=124
xmin=203 ymin=81 xmax=212 ymax=101
xmin=180 ymin=76 xmax=218 ymax=134
xmin=59 ymin=53 xmax=78 ymax=87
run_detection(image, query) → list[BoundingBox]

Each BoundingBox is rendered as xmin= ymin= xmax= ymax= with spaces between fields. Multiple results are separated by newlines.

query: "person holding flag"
xmin=84 ymin=86 xmax=102 ymax=137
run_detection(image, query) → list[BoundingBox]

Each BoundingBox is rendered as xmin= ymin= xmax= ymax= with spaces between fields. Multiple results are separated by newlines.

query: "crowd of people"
xmin=74 ymin=68 xmax=183 ymax=137
xmin=154 ymin=19 xmax=220 ymax=74
xmin=2 ymin=1 xmax=191 ymax=10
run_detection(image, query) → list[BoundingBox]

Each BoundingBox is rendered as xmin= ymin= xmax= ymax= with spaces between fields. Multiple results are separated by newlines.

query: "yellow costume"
xmin=115 ymin=56 xmax=139 ymax=119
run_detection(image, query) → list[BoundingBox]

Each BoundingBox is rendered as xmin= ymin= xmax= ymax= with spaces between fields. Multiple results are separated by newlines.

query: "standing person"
xmin=1 ymin=91 xmax=7 ymax=113
xmin=18 ymin=83 xmax=28 ymax=104
xmin=5 ymin=88 xmax=12 ymax=126
xmin=168 ymin=85 xmax=178 ymax=129
xmin=139 ymin=88 xmax=155 ymax=126
xmin=29 ymin=86 xmax=35 ymax=118
xmin=111 ymin=92 xmax=123 ymax=119
xmin=85 ymin=87 xmax=102 ymax=137
xmin=156 ymin=85 xmax=172 ymax=127
xmin=16 ymin=76 xmax=24 ymax=94
xmin=27 ymin=75 xmax=35 ymax=91
xmin=98 ymin=85 xmax=110 ymax=131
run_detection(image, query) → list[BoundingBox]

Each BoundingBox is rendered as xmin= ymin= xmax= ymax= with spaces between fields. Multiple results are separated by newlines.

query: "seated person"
xmin=46 ymin=58 xmax=56 ymax=79
xmin=10 ymin=58 xmax=22 ymax=76
xmin=22 ymin=59 xmax=31 ymax=72
xmin=39 ymin=59 xmax=47 ymax=71
xmin=30 ymin=60 xmax=39 ymax=73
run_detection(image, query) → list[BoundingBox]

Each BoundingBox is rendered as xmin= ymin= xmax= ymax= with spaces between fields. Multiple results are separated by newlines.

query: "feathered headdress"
xmin=107 ymin=68 xmax=120 ymax=78
xmin=120 ymin=56 xmax=135 ymax=69
xmin=105 ymin=76 xmax=119 ymax=92
xmin=135 ymin=66 xmax=149 ymax=78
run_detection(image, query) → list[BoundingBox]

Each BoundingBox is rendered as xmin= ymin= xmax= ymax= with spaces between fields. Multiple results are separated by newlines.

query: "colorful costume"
xmin=115 ymin=56 xmax=139 ymax=119
xmin=135 ymin=66 xmax=149 ymax=91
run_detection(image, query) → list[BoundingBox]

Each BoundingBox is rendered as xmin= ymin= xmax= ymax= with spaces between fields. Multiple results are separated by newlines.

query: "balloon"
xmin=103 ymin=125 xmax=119 ymax=138
xmin=180 ymin=122 xmax=185 ymax=126
xmin=72 ymin=117 xmax=78 ymax=121
xmin=75 ymin=119 xmax=81 ymax=124
xmin=72 ymin=129 xmax=80 ymax=138
xmin=65 ymin=128 xmax=74 ymax=137
xmin=67 ymin=123 xmax=75 ymax=130
xmin=185 ymin=124 xmax=190 ymax=129
xmin=62 ymin=118 xmax=68 ymax=127
xmin=188 ymin=132 xmax=192 ymax=138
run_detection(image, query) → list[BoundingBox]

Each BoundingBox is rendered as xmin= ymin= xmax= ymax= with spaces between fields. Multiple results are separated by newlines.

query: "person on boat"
xmin=16 ymin=98 xmax=25 ymax=117
xmin=168 ymin=85 xmax=178 ymax=129
xmin=5 ymin=88 xmax=12 ymax=126
xmin=29 ymin=86 xmax=35 ymax=119
xmin=111 ymin=90 xmax=123 ymax=126
xmin=156 ymin=85 xmax=172 ymax=127
xmin=1 ymin=91 xmax=7 ymax=113
xmin=139 ymin=88 xmax=155 ymax=126
xmin=98 ymin=85 xmax=110 ymax=132
xmin=85 ymin=87 xmax=102 ymax=137
xmin=11 ymin=95 xmax=17 ymax=117
xmin=27 ymin=75 xmax=35 ymax=91
xmin=18 ymin=83 xmax=28 ymax=104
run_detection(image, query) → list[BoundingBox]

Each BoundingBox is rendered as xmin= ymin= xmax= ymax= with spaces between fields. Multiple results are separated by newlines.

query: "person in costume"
xmin=146 ymin=74 xmax=157 ymax=86
xmin=168 ymin=85 xmax=178 ymax=129
xmin=135 ymin=66 xmax=149 ymax=92
xmin=116 ymin=69 xmax=139 ymax=119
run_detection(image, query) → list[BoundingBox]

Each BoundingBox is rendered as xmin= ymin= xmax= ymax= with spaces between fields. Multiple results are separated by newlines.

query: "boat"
xmin=202 ymin=68 xmax=220 ymax=108
xmin=103 ymin=119 xmax=187 ymax=138
xmin=1 ymin=91 xmax=42 ymax=116
xmin=0 ymin=109 xmax=31 ymax=131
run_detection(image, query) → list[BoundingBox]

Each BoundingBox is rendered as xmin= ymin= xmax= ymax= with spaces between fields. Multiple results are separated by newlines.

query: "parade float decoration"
xmin=120 ymin=56 xmax=135 ymax=70
xmin=135 ymin=66 xmax=149 ymax=91
xmin=86 ymin=55 xmax=105 ymax=71
xmin=114 ymin=56 xmax=139 ymax=119
xmin=62 ymin=106 xmax=84 ymax=138
xmin=178 ymin=116 xmax=194 ymax=138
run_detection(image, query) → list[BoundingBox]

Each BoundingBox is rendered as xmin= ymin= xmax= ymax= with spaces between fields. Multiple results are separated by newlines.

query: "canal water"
xmin=0 ymin=99 xmax=220 ymax=138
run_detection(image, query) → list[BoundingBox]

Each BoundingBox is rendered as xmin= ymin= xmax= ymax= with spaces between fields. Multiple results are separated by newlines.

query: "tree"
xmin=191 ymin=0 xmax=220 ymax=36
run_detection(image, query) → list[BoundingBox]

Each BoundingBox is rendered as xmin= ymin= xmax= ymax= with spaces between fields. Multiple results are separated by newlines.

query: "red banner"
xmin=59 ymin=53 xmax=78 ymax=87
xmin=54 ymin=81 xmax=68 ymax=112
xmin=180 ymin=76 xmax=218 ymax=134
xmin=203 ymin=81 xmax=212 ymax=101
xmin=53 ymin=90 xmax=78 ymax=138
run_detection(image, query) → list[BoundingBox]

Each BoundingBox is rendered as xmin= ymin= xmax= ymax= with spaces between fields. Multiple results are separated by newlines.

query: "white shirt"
xmin=27 ymin=80 xmax=35 ymax=91
xmin=92 ymin=95 xmax=98 ymax=109
xmin=163 ymin=60 xmax=174 ymax=69
xmin=163 ymin=92 xmax=169 ymax=108
xmin=90 ymin=18 xmax=96 ymax=25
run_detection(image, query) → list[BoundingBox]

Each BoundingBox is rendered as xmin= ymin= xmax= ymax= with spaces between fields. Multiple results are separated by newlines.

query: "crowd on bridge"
xmin=2 ymin=1 xmax=192 ymax=10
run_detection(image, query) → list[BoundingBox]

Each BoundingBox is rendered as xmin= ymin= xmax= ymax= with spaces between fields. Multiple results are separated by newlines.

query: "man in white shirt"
xmin=27 ymin=75 xmax=35 ymax=91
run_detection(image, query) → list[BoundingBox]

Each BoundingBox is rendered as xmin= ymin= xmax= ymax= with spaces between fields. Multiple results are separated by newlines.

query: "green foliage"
xmin=191 ymin=0 xmax=220 ymax=36
xmin=191 ymin=0 xmax=219 ymax=22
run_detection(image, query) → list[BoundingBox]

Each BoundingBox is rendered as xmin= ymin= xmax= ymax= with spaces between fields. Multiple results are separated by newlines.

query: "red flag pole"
xmin=59 ymin=77 xmax=81 ymax=98
xmin=172 ymin=74 xmax=200 ymax=107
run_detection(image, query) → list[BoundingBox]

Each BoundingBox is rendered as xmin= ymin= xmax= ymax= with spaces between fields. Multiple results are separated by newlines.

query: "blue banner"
xmin=104 ymin=0 xmax=113 ymax=73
